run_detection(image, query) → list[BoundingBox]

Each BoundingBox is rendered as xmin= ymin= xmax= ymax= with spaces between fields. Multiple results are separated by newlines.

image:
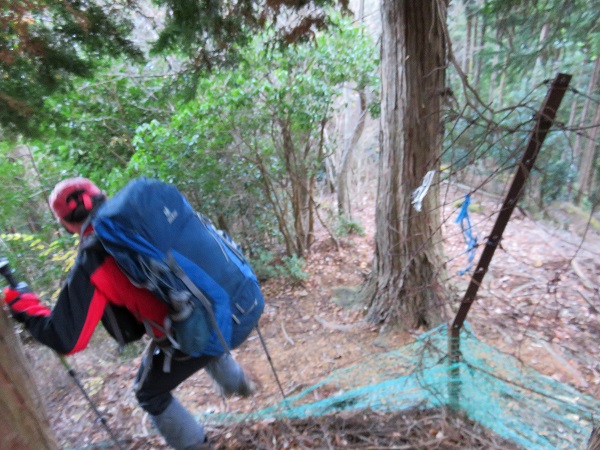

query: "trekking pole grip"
xmin=0 ymin=258 xmax=30 ymax=293
xmin=0 ymin=258 xmax=18 ymax=288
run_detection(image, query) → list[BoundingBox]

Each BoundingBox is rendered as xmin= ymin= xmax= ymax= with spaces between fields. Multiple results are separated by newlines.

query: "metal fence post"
xmin=448 ymin=73 xmax=572 ymax=409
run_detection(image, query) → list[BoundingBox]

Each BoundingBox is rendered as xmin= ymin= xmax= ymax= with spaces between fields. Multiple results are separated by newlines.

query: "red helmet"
xmin=49 ymin=177 xmax=102 ymax=223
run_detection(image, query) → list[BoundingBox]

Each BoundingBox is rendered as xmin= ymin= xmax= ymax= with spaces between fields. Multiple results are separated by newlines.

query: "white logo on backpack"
xmin=163 ymin=207 xmax=178 ymax=224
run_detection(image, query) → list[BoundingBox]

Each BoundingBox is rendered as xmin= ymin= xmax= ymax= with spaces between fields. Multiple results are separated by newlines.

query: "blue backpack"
xmin=92 ymin=177 xmax=264 ymax=358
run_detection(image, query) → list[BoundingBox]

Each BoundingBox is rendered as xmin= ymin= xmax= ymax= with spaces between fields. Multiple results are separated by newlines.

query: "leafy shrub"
xmin=250 ymin=250 xmax=308 ymax=284
xmin=335 ymin=215 xmax=365 ymax=237
xmin=1 ymin=233 xmax=77 ymax=302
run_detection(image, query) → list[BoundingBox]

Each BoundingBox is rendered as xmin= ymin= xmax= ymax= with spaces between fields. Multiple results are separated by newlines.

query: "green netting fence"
xmin=205 ymin=323 xmax=599 ymax=450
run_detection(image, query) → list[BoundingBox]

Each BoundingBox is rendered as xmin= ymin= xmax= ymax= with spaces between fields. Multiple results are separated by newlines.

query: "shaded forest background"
xmin=2 ymin=0 xmax=598 ymax=279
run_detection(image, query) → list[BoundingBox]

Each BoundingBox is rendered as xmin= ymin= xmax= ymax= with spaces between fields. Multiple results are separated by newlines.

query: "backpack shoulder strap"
xmin=103 ymin=304 xmax=126 ymax=353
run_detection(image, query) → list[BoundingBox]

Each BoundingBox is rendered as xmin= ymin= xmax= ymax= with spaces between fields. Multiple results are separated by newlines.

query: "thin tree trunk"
xmin=488 ymin=29 xmax=501 ymax=109
xmin=278 ymin=115 xmax=313 ymax=255
xmin=462 ymin=0 xmax=473 ymax=73
xmin=358 ymin=0 xmax=365 ymax=23
xmin=361 ymin=0 xmax=448 ymax=330
xmin=470 ymin=10 xmax=479 ymax=75
xmin=577 ymin=103 xmax=600 ymax=203
xmin=576 ymin=56 xmax=600 ymax=204
xmin=566 ymin=96 xmax=579 ymax=195
xmin=473 ymin=0 xmax=486 ymax=89
xmin=252 ymin=151 xmax=296 ymax=255
xmin=0 ymin=308 xmax=58 ymax=450
xmin=533 ymin=23 xmax=549 ymax=74
xmin=574 ymin=53 xmax=599 ymax=160
xmin=337 ymin=89 xmax=367 ymax=219
xmin=567 ymin=96 xmax=579 ymax=158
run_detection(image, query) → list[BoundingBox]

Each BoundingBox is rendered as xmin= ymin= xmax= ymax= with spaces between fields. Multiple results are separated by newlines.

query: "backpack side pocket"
xmin=230 ymin=278 xmax=265 ymax=349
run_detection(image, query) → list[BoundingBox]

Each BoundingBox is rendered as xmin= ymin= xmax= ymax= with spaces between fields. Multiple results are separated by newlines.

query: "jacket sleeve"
xmin=20 ymin=252 xmax=108 ymax=355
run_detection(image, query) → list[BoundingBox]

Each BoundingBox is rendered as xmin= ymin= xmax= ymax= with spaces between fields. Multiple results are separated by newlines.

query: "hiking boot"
xmin=206 ymin=354 xmax=261 ymax=398
xmin=150 ymin=398 xmax=207 ymax=450
xmin=238 ymin=367 xmax=261 ymax=397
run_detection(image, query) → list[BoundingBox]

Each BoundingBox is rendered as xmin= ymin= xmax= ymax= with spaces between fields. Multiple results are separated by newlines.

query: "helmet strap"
xmin=81 ymin=193 xmax=92 ymax=210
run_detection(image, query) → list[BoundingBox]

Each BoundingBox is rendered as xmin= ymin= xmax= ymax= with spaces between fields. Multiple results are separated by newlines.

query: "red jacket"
xmin=14 ymin=234 xmax=168 ymax=355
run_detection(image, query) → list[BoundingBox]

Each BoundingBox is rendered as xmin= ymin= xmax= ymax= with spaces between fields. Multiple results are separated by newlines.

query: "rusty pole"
xmin=448 ymin=73 xmax=572 ymax=409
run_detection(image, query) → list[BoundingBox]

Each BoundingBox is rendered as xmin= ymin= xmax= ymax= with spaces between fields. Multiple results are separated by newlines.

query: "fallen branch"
xmin=280 ymin=320 xmax=295 ymax=346
xmin=538 ymin=340 xmax=589 ymax=388
xmin=577 ymin=290 xmax=599 ymax=314
xmin=314 ymin=315 xmax=356 ymax=332
xmin=510 ymin=281 xmax=542 ymax=296
xmin=571 ymin=259 xmax=597 ymax=290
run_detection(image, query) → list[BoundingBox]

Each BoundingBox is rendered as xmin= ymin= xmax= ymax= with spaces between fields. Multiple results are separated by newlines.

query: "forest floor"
xmin=23 ymin=184 xmax=600 ymax=450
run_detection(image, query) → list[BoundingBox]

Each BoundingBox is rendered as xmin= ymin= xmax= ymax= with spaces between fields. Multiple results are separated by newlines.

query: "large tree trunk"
xmin=0 ymin=307 xmax=58 ymax=449
xmin=588 ymin=425 xmax=600 ymax=450
xmin=361 ymin=0 xmax=448 ymax=329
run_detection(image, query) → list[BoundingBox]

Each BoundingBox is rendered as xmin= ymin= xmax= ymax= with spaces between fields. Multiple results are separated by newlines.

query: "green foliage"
xmin=6 ymin=7 xmax=379 ymax=269
xmin=32 ymin=68 xmax=173 ymax=185
xmin=533 ymin=132 xmax=576 ymax=206
xmin=0 ymin=147 xmax=33 ymax=231
xmin=0 ymin=0 xmax=143 ymax=136
xmin=149 ymin=0 xmax=349 ymax=95
xmin=442 ymin=91 xmax=577 ymax=206
xmin=130 ymin=13 xmax=379 ymax=252
xmin=150 ymin=0 xmax=257 ymax=62
xmin=444 ymin=0 xmax=598 ymax=208
xmin=0 ymin=142 xmax=65 ymax=238
xmin=248 ymin=249 xmax=279 ymax=281
xmin=0 ymin=232 xmax=78 ymax=302
xmin=280 ymin=254 xmax=309 ymax=284
xmin=460 ymin=0 xmax=598 ymax=95
xmin=335 ymin=215 xmax=365 ymax=237
xmin=0 ymin=143 xmax=90 ymax=303
xmin=446 ymin=0 xmax=598 ymax=207
xmin=250 ymin=249 xmax=308 ymax=284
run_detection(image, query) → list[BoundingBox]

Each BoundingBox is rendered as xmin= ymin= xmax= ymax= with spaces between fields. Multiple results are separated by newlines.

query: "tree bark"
xmin=462 ymin=0 xmax=478 ymax=75
xmin=575 ymin=54 xmax=600 ymax=204
xmin=337 ymin=89 xmax=367 ymax=219
xmin=361 ymin=0 xmax=448 ymax=330
xmin=0 ymin=307 xmax=58 ymax=450
xmin=280 ymin=117 xmax=314 ymax=255
xmin=577 ymin=103 xmax=600 ymax=203
xmin=587 ymin=425 xmax=600 ymax=450
xmin=473 ymin=0 xmax=486 ymax=89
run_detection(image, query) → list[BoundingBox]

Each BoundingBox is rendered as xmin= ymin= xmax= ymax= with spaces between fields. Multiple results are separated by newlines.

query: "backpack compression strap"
xmin=165 ymin=252 xmax=231 ymax=355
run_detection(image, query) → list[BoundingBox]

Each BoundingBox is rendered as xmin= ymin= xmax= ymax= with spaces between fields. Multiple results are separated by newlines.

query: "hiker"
xmin=2 ymin=177 xmax=263 ymax=450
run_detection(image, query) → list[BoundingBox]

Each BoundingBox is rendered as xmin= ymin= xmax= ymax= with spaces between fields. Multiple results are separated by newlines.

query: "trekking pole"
xmin=0 ymin=257 xmax=125 ymax=450
xmin=56 ymin=356 xmax=126 ymax=450
xmin=255 ymin=324 xmax=287 ymax=400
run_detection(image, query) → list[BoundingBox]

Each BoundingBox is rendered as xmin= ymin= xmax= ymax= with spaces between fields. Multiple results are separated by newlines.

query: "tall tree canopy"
xmin=151 ymin=0 xmax=350 ymax=61
xmin=0 ymin=0 xmax=142 ymax=136
xmin=1 ymin=0 xmax=352 ymax=136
